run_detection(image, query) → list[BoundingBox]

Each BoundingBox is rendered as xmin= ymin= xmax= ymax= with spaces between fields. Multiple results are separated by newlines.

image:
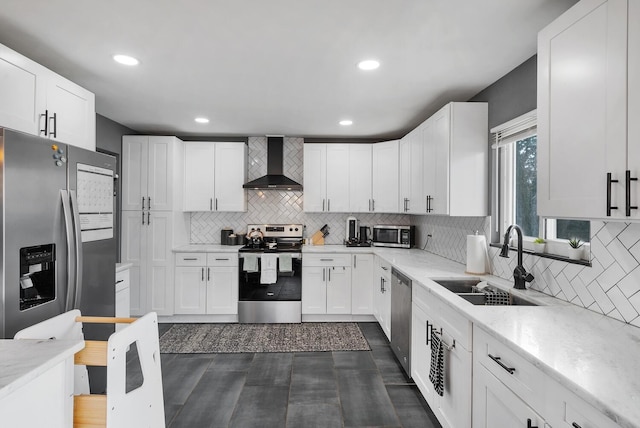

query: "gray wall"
xmin=467 ymin=55 xmax=537 ymax=242
xmin=96 ymin=114 xmax=138 ymax=261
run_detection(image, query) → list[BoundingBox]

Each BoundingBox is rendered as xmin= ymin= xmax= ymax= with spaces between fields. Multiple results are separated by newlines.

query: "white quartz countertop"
xmin=0 ymin=339 xmax=84 ymax=400
xmin=173 ymin=244 xmax=243 ymax=253
xmin=312 ymin=245 xmax=639 ymax=428
xmin=116 ymin=262 xmax=133 ymax=272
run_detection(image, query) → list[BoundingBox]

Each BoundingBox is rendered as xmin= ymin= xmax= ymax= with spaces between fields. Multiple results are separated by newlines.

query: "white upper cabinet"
xmin=372 ymin=139 xmax=400 ymax=213
xmin=0 ymin=42 xmax=95 ymax=150
xmin=303 ymin=144 xmax=349 ymax=212
xmin=183 ymin=141 xmax=247 ymax=212
xmin=122 ymin=135 xmax=182 ymax=211
xmin=400 ymin=126 xmax=426 ymax=214
xmin=348 ymin=144 xmax=373 ymax=212
xmin=538 ymin=0 xmax=639 ymax=219
xmin=422 ymin=102 xmax=488 ymax=216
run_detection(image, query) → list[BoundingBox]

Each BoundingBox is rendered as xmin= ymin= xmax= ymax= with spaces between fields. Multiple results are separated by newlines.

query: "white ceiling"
xmin=0 ymin=0 xmax=576 ymax=139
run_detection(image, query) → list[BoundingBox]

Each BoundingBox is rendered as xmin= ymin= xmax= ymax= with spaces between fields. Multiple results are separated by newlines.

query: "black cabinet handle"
xmin=607 ymin=173 xmax=619 ymax=216
xmin=201 ymin=267 xmax=205 ymax=281
xmin=425 ymin=321 xmax=432 ymax=345
xmin=50 ymin=112 xmax=57 ymax=138
xmin=571 ymin=423 xmax=582 ymax=428
xmin=208 ymin=267 xmax=211 ymax=281
xmin=488 ymin=354 xmax=516 ymax=374
xmin=626 ymin=170 xmax=638 ymax=216
xmin=526 ymin=419 xmax=538 ymax=428
xmin=40 ymin=109 xmax=49 ymax=136
xmin=141 ymin=210 xmax=145 ymax=225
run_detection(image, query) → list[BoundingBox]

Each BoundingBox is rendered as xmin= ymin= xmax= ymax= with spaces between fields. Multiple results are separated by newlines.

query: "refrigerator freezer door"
xmin=1 ymin=129 xmax=69 ymax=338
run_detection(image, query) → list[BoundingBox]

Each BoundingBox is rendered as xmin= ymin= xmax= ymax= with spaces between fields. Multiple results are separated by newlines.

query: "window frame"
xmin=491 ymin=111 xmax=590 ymax=261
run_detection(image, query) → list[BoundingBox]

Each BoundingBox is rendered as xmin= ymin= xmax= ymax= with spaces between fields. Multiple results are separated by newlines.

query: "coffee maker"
xmin=346 ymin=217 xmax=358 ymax=244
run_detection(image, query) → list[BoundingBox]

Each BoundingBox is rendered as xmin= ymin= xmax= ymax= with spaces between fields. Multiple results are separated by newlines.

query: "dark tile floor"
xmin=155 ymin=322 xmax=441 ymax=428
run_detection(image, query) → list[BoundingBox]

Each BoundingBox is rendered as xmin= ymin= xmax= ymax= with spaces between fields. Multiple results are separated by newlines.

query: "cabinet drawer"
xmin=175 ymin=253 xmax=206 ymax=266
xmin=413 ymin=284 xmax=437 ymax=313
xmin=376 ymin=256 xmax=392 ymax=280
xmin=206 ymin=253 xmax=238 ymax=267
xmin=437 ymin=300 xmax=472 ymax=351
xmin=547 ymin=380 xmax=621 ymax=428
xmin=473 ymin=326 xmax=546 ymax=413
xmin=303 ymin=254 xmax=350 ymax=267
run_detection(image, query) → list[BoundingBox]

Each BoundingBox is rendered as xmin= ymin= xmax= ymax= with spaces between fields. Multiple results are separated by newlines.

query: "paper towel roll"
xmin=466 ymin=234 xmax=488 ymax=274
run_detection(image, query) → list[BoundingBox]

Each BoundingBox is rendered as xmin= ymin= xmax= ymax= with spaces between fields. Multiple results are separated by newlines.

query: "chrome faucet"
xmin=499 ymin=224 xmax=534 ymax=290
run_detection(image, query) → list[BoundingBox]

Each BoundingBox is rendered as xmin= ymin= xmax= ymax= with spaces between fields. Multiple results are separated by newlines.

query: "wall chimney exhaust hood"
xmin=243 ymin=136 xmax=303 ymax=191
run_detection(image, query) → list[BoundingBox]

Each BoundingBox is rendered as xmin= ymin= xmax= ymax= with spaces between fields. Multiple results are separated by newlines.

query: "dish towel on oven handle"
xmin=279 ymin=253 xmax=293 ymax=273
xmin=260 ymin=253 xmax=278 ymax=284
xmin=243 ymin=254 xmax=258 ymax=272
xmin=428 ymin=329 xmax=445 ymax=396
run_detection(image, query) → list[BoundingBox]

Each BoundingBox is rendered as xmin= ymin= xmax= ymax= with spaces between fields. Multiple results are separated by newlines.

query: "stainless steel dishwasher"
xmin=390 ymin=267 xmax=412 ymax=377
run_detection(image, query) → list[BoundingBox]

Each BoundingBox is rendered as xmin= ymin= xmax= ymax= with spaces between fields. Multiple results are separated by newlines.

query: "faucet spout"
xmin=500 ymin=224 xmax=534 ymax=290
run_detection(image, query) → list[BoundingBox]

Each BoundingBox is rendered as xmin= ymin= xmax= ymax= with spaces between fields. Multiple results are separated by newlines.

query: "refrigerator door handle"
xmin=60 ymin=190 xmax=76 ymax=312
xmin=69 ymin=190 xmax=84 ymax=309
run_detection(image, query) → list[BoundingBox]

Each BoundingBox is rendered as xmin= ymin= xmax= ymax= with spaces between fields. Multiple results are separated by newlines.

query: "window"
xmin=493 ymin=111 xmax=590 ymax=257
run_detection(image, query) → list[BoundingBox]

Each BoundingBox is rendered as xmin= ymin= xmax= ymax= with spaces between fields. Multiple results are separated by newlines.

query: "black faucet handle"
xmin=524 ymin=272 xmax=534 ymax=283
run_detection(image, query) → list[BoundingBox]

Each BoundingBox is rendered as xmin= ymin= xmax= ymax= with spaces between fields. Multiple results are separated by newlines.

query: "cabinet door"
xmin=146 ymin=211 xmax=174 ymax=315
xmin=0 ymin=44 xmax=45 ymax=135
xmin=628 ymin=0 xmax=640 ymax=219
xmin=430 ymin=105 xmax=451 ymax=215
xmin=303 ymin=144 xmax=327 ymax=212
xmin=45 ymin=74 xmax=95 ymax=151
xmin=411 ymin=303 xmax=435 ymax=405
xmin=409 ymin=125 xmax=426 ymax=214
xmin=147 ymin=136 xmax=175 ymax=211
xmin=302 ymin=266 xmax=327 ymax=314
xmin=174 ymin=266 xmax=206 ymax=314
xmin=214 ymin=143 xmax=247 ymax=212
xmin=472 ymin=362 xmax=546 ymax=428
xmin=183 ymin=142 xmax=215 ymax=211
xmin=206 ymin=266 xmax=238 ymax=314
xmin=399 ymin=137 xmax=411 ymax=213
xmin=348 ymin=144 xmax=373 ymax=212
xmin=122 ymin=136 xmax=149 ymax=211
xmin=537 ymin=0 xmax=628 ymax=218
xmin=326 ymin=266 xmax=351 ymax=314
xmin=325 ymin=144 xmax=350 ymax=212
xmin=372 ymin=140 xmax=400 ymax=213
xmin=121 ymin=211 xmax=145 ymax=315
xmin=351 ymin=254 xmax=374 ymax=314
xmin=437 ymin=340 xmax=472 ymax=428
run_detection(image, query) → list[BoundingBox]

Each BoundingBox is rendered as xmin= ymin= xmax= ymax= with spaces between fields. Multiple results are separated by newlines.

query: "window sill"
xmin=489 ymin=243 xmax=591 ymax=267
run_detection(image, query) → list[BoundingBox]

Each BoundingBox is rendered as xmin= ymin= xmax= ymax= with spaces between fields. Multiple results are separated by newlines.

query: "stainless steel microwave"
xmin=372 ymin=225 xmax=415 ymax=248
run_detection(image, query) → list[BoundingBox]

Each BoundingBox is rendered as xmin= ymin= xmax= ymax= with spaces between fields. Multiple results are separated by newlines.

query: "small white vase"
xmin=533 ymin=243 xmax=546 ymax=253
xmin=568 ymin=247 xmax=583 ymax=260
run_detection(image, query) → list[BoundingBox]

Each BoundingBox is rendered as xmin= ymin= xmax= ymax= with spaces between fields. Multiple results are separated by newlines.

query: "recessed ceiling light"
xmin=195 ymin=117 xmax=210 ymax=124
xmin=357 ymin=59 xmax=380 ymax=71
xmin=339 ymin=120 xmax=353 ymax=126
xmin=113 ymin=54 xmax=139 ymax=66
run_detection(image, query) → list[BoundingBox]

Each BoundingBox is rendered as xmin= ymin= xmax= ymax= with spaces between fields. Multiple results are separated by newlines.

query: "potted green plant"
xmin=533 ymin=237 xmax=546 ymax=253
xmin=567 ymin=238 xmax=583 ymax=260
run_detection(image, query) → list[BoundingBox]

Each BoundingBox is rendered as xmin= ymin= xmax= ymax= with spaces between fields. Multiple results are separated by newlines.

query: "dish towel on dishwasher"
xmin=243 ymin=254 xmax=258 ymax=272
xmin=429 ymin=330 xmax=445 ymax=396
xmin=279 ymin=253 xmax=292 ymax=272
xmin=260 ymin=254 xmax=278 ymax=284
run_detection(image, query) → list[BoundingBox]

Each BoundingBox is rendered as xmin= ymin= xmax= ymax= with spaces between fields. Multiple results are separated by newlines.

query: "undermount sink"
xmin=432 ymin=279 xmax=540 ymax=306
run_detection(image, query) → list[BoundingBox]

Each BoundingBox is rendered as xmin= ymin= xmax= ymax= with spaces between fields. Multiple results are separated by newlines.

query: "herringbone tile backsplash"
xmin=191 ymin=136 xmax=640 ymax=327
xmin=190 ymin=136 xmax=408 ymax=245
xmin=413 ymin=215 xmax=640 ymax=327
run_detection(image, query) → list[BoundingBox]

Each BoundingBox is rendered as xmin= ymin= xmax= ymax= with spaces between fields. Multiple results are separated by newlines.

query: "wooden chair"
xmin=15 ymin=310 xmax=165 ymax=428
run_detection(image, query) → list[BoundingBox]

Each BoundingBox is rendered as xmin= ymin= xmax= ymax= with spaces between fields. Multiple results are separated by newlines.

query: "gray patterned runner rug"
xmin=159 ymin=323 xmax=370 ymax=353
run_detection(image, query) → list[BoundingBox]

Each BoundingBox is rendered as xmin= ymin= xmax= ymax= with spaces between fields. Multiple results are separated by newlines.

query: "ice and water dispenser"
xmin=19 ymin=244 xmax=56 ymax=310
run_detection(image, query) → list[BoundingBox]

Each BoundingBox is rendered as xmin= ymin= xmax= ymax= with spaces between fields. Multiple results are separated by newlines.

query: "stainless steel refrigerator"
xmin=0 ymin=128 xmax=117 ymax=345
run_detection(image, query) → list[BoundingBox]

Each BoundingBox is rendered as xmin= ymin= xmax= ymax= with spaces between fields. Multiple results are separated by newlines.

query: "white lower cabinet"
xmin=174 ymin=252 xmax=238 ymax=315
xmin=473 ymin=362 xmax=548 ymax=428
xmin=351 ymin=253 xmax=374 ymax=314
xmin=373 ymin=256 xmax=391 ymax=339
xmin=115 ymin=266 xmax=131 ymax=332
xmin=302 ymin=254 xmax=351 ymax=314
xmin=122 ymin=210 xmax=175 ymax=316
xmin=411 ymin=282 xmax=472 ymax=428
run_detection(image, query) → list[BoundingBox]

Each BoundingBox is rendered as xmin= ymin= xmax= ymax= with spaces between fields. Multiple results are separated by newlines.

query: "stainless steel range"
xmin=238 ymin=224 xmax=303 ymax=323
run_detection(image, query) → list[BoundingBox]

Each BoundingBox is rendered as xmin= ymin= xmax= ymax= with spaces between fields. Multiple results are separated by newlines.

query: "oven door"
xmin=238 ymin=253 xmax=302 ymax=301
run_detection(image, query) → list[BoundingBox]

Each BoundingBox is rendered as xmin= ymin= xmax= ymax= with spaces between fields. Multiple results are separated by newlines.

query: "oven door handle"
xmin=239 ymin=253 xmax=302 ymax=259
